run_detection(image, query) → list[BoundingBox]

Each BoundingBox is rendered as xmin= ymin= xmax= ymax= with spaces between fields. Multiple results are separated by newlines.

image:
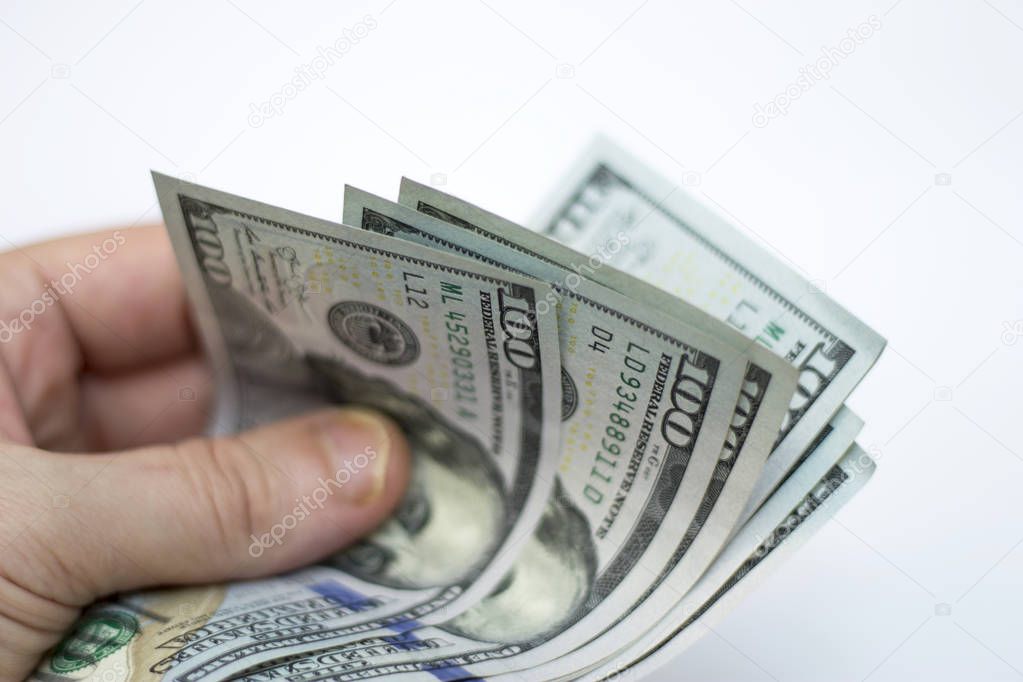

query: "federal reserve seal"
xmin=50 ymin=609 xmax=138 ymax=673
xmin=328 ymin=301 xmax=420 ymax=366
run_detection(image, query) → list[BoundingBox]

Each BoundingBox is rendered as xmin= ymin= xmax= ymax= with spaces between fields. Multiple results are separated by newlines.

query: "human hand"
xmin=0 ymin=226 xmax=410 ymax=679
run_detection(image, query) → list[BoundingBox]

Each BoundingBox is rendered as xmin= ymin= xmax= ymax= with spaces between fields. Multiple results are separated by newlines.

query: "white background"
xmin=2 ymin=0 xmax=1022 ymax=679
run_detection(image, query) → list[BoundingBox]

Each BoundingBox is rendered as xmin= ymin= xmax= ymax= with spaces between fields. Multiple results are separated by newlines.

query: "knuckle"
xmin=174 ymin=436 xmax=273 ymax=561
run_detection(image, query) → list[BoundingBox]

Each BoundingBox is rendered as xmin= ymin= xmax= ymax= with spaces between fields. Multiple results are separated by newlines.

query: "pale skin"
xmin=0 ymin=226 xmax=411 ymax=679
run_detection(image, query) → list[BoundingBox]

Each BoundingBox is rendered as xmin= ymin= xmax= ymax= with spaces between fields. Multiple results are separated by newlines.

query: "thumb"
xmin=21 ymin=407 xmax=410 ymax=604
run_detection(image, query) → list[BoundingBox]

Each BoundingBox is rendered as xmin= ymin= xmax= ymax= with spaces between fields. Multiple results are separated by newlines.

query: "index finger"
xmin=0 ymin=225 xmax=197 ymax=373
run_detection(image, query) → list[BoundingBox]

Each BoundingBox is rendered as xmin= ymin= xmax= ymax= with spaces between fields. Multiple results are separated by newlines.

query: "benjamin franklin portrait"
xmin=307 ymin=353 xmax=508 ymax=590
xmin=206 ymin=282 xmax=510 ymax=592
xmin=444 ymin=479 xmax=598 ymax=645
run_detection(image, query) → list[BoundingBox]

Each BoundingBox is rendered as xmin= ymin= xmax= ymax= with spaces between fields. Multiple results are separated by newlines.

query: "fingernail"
xmin=319 ymin=409 xmax=392 ymax=505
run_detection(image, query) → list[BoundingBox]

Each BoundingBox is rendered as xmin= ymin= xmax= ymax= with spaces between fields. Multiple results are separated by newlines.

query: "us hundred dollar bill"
xmin=33 ymin=174 xmax=565 ymax=682
xmin=346 ymin=182 xmax=799 ymax=678
xmin=506 ymin=405 xmax=864 ymax=681
xmin=215 ymin=187 xmax=784 ymax=681
xmin=530 ymin=136 xmax=885 ymax=515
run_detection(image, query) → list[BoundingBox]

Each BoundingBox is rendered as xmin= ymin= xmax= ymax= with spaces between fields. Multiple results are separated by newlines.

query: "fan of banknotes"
xmin=36 ymin=137 xmax=883 ymax=682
